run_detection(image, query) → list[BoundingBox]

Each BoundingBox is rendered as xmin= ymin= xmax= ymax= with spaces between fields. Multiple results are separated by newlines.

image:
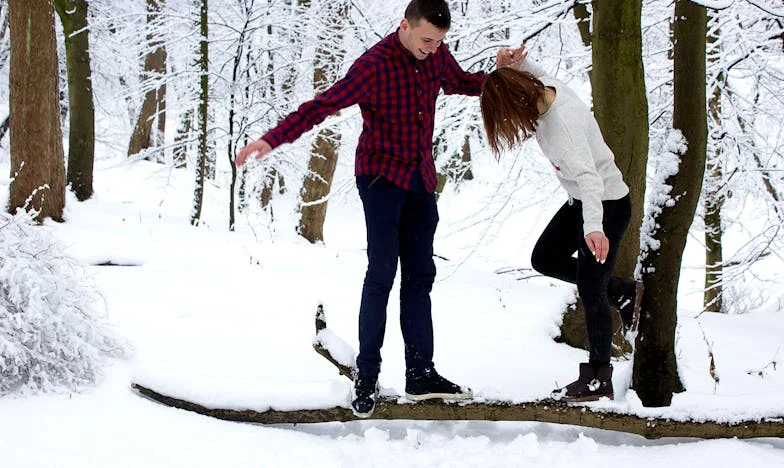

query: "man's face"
xmin=398 ymin=18 xmax=448 ymax=60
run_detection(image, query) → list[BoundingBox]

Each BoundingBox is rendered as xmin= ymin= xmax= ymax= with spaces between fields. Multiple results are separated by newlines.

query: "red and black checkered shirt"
xmin=261 ymin=30 xmax=487 ymax=193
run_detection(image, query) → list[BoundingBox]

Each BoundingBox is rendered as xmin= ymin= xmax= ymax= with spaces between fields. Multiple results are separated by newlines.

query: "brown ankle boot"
xmin=552 ymin=363 xmax=614 ymax=402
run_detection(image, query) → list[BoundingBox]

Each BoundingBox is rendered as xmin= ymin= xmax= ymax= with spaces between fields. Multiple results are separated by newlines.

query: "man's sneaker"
xmin=551 ymin=363 xmax=614 ymax=402
xmin=351 ymin=374 xmax=378 ymax=418
xmin=609 ymin=278 xmax=643 ymax=333
xmin=404 ymin=367 xmax=473 ymax=401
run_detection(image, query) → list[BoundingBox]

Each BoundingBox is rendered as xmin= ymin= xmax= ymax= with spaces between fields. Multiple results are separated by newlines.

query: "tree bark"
xmin=297 ymin=1 xmax=346 ymax=244
xmin=704 ymin=15 xmax=724 ymax=313
xmin=128 ymin=0 xmax=167 ymax=160
xmin=591 ymin=0 xmax=648 ymax=281
xmin=7 ymin=0 xmax=66 ymax=221
xmin=131 ymin=384 xmax=784 ymax=440
xmin=190 ymin=0 xmax=208 ymax=225
xmin=573 ymin=2 xmax=591 ymax=49
xmin=560 ymin=0 xmax=647 ymax=350
xmin=634 ymin=0 xmax=707 ymax=407
xmin=53 ymin=0 xmax=95 ymax=201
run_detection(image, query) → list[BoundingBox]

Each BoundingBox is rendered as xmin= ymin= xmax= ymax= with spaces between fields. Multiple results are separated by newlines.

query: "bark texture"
xmin=128 ymin=0 xmax=167 ymax=159
xmin=190 ymin=0 xmax=208 ymax=225
xmin=591 ymin=0 xmax=648 ymax=280
xmin=54 ymin=0 xmax=95 ymax=201
xmin=132 ymin=384 xmax=784 ymax=440
xmin=559 ymin=0 xmax=647 ymax=349
xmin=704 ymin=16 xmax=724 ymax=313
xmin=634 ymin=0 xmax=707 ymax=407
xmin=297 ymin=1 xmax=346 ymax=243
xmin=8 ymin=0 xmax=66 ymax=221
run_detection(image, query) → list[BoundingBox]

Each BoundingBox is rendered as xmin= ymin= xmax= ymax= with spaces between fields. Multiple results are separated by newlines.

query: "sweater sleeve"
xmin=562 ymin=142 xmax=606 ymax=235
xmin=519 ymin=58 xmax=548 ymax=79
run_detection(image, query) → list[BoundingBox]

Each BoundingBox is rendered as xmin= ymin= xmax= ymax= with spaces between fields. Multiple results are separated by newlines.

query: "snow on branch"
xmin=0 ymin=210 xmax=130 ymax=396
xmin=638 ymin=130 xmax=687 ymax=270
xmin=688 ymin=0 xmax=735 ymax=10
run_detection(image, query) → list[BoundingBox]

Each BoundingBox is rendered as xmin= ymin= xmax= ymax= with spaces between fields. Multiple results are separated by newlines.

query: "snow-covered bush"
xmin=0 ymin=210 xmax=129 ymax=396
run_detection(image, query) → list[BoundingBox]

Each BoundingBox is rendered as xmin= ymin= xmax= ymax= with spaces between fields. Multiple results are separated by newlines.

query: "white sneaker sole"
xmin=351 ymin=406 xmax=375 ymax=418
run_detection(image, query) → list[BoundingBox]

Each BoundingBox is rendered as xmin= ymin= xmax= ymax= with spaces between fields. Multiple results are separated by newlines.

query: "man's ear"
xmin=400 ymin=18 xmax=409 ymax=31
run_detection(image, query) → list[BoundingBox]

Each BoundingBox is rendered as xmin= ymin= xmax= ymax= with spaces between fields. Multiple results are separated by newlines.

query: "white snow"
xmin=0 ymin=158 xmax=783 ymax=466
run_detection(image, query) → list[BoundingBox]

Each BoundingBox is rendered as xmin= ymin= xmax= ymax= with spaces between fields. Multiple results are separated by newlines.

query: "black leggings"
xmin=531 ymin=195 xmax=631 ymax=364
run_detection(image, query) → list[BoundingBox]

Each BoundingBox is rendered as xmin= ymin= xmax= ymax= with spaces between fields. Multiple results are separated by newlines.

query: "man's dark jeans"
xmin=530 ymin=195 xmax=631 ymax=364
xmin=355 ymin=173 xmax=438 ymax=377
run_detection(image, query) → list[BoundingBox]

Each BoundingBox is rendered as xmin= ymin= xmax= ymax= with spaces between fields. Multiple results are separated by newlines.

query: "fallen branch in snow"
xmin=131 ymin=382 xmax=784 ymax=440
xmin=130 ymin=304 xmax=784 ymax=440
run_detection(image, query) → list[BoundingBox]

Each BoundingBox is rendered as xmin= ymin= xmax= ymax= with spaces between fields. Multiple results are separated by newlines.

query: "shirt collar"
xmin=390 ymin=27 xmax=421 ymax=63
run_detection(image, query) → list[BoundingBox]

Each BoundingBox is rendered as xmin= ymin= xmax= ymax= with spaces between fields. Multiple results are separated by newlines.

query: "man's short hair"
xmin=404 ymin=0 xmax=451 ymax=30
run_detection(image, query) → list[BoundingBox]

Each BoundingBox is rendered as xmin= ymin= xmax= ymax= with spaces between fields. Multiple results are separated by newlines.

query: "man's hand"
xmin=236 ymin=139 xmax=272 ymax=167
xmin=585 ymin=231 xmax=609 ymax=264
xmin=496 ymin=44 xmax=527 ymax=70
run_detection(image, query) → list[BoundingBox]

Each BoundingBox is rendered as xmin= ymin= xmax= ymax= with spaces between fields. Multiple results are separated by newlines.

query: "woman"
xmin=480 ymin=55 xmax=642 ymax=402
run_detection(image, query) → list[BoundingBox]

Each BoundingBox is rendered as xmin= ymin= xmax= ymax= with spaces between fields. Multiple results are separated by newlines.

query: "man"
xmin=237 ymin=0 xmax=524 ymax=418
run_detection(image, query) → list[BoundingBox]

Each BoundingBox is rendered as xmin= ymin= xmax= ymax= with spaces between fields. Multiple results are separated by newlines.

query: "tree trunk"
xmin=227 ymin=1 xmax=254 ymax=232
xmin=7 ymin=0 xmax=66 ymax=221
xmin=0 ymin=114 xmax=8 ymax=143
xmin=704 ymin=15 xmax=724 ymax=313
xmin=559 ymin=0 xmax=647 ymax=349
xmin=53 ymin=0 xmax=95 ymax=201
xmin=128 ymin=0 xmax=167 ymax=160
xmin=634 ymin=0 xmax=706 ymax=407
xmin=573 ymin=2 xmax=591 ymax=49
xmin=190 ymin=0 xmax=208 ymax=225
xmin=172 ymin=108 xmax=193 ymax=168
xmin=132 ymin=382 xmax=784 ymax=440
xmin=591 ymin=0 xmax=648 ymax=281
xmin=459 ymin=135 xmax=474 ymax=181
xmin=297 ymin=1 xmax=346 ymax=244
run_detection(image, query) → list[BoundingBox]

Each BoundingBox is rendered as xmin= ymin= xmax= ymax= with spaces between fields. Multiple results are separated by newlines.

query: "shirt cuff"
xmin=260 ymin=131 xmax=282 ymax=150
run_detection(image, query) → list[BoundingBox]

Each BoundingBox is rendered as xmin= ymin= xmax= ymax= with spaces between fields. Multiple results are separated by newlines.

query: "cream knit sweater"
xmin=520 ymin=59 xmax=629 ymax=235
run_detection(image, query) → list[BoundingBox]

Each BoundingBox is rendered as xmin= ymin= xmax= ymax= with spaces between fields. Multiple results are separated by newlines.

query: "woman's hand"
xmin=585 ymin=231 xmax=609 ymax=264
xmin=496 ymin=44 xmax=527 ymax=69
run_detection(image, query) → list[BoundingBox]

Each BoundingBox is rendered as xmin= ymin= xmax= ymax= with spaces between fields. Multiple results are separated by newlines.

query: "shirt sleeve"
xmin=262 ymin=58 xmax=375 ymax=149
xmin=439 ymin=45 xmax=487 ymax=96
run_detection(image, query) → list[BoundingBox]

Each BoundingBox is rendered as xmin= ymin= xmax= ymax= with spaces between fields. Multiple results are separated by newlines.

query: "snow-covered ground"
xmin=1 ymin=159 xmax=783 ymax=467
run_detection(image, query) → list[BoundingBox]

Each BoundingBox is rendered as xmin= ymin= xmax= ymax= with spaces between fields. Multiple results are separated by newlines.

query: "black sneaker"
xmin=404 ymin=367 xmax=473 ymax=401
xmin=551 ymin=363 xmax=614 ymax=402
xmin=351 ymin=374 xmax=378 ymax=418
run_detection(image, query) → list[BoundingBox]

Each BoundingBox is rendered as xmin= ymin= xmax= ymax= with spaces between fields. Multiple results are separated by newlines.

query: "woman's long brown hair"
xmin=480 ymin=67 xmax=546 ymax=159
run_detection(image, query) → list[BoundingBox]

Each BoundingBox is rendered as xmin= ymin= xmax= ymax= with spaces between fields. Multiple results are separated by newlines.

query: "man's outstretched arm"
xmin=236 ymin=59 xmax=375 ymax=166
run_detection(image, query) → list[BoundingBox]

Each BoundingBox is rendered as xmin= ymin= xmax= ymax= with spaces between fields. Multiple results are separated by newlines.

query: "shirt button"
xmin=415 ymin=69 xmax=420 ymax=73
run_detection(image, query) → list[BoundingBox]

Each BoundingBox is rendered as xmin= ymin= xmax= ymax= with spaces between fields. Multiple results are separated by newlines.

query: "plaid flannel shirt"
xmin=261 ymin=30 xmax=486 ymax=193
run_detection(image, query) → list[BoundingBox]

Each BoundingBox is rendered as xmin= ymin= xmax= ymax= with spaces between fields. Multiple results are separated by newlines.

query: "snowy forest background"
xmin=1 ymin=0 xmax=784 ymax=460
